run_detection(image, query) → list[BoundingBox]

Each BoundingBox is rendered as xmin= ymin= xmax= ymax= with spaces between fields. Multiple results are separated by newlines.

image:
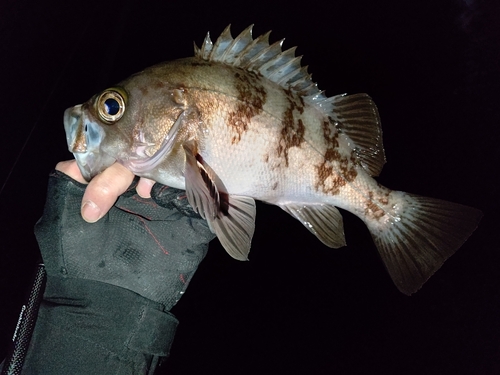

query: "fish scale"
xmin=64 ymin=25 xmax=482 ymax=295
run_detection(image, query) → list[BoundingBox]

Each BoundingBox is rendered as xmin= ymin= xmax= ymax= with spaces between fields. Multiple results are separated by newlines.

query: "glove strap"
xmin=18 ymin=276 xmax=178 ymax=374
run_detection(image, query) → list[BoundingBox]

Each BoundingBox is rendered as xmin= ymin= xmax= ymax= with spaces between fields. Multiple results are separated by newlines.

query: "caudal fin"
xmin=365 ymin=192 xmax=482 ymax=295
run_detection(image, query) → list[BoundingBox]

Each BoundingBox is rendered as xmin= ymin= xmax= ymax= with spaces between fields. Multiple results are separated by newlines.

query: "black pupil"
xmin=104 ymin=98 xmax=120 ymax=116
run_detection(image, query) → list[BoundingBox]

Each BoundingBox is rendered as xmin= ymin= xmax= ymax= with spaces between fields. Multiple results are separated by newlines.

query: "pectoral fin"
xmin=280 ymin=203 xmax=346 ymax=248
xmin=183 ymin=141 xmax=256 ymax=260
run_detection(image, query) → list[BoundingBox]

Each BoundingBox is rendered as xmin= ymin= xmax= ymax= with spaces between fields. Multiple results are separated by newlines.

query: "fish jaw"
xmin=64 ymin=104 xmax=116 ymax=181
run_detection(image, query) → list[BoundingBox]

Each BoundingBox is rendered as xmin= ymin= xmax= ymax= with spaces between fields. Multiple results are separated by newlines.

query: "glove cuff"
xmin=22 ymin=276 xmax=178 ymax=374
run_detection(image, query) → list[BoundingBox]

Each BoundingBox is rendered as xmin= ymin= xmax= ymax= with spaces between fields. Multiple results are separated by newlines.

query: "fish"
xmin=63 ymin=25 xmax=482 ymax=295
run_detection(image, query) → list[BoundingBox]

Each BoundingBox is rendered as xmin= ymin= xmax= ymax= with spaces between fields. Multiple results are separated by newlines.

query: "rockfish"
xmin=64 ymin=25 xmax=482 ymax=295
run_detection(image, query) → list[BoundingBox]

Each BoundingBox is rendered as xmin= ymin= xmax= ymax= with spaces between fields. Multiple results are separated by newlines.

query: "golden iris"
xmin=96 ymin=88 xmax=127 ymax=123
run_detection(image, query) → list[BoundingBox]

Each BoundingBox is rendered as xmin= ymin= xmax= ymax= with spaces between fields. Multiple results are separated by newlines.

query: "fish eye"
xmin=104 ymin=98 xmax=120 ymax=115
xmin=96 ymin=88 xmax=127 ymax=123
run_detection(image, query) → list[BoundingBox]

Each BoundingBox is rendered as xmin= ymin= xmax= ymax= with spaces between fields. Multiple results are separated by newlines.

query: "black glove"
xmin=20 ymin=170 xmax=215 ymax=375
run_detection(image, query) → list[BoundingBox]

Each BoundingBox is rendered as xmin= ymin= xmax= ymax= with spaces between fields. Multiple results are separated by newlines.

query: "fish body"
xmin=64 ymin=25 xmax=482 ymax=295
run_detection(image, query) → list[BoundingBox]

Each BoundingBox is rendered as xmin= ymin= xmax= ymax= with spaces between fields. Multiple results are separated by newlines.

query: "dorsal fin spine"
xmin=298 ymin=82 xmax=318 ymax=97
xmin=233 ymin=31 xmax=271 ymax=68
xmin=274 ymin=57 xmax=304 ymax=84
xmin=247 ymin=39 xmax=285 ymax=71
xmin=260 ymin=47 xmax=298 ymax=79
xmin=283 ymin=66 xmax=310 ymax=88
xmin=222 ymin=24 xmax=254 ymax=64
xmin=200 ymin=32 xmax=213 ymax=60
xmin=259 ymin=47 xmax=296 ymax=72
xmin=210 ymin=25 xmax=233 ymax=61
xmin=193 ymin=41 xmax=200 ymax=56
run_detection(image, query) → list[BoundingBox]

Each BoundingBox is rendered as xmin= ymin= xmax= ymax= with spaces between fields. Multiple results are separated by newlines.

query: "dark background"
xmin=1 ymin=0 xmax=498 ymax=374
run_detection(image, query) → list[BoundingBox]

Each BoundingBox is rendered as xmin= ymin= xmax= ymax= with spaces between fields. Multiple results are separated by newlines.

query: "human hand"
xmin=24 ymin=164 xmax=215 ymax=372
xmin=36 ymin=163 xmax=215 ymax=308
xmin=56 ymin=160 xmax=156 ymax=223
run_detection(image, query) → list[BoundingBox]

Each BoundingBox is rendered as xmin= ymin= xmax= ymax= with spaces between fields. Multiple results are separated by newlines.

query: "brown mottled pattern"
xmin=190 ymin=60 xmax=211 ymax=67
xmin=153 ymin=81 xmax=165 ymax=89
xmin=362 ymin=184 xmax=391 ymax=221
xmin=364 ymin=191 xmax=386 ymax=220
xmin=227 ymin=70 xmax=267 ymax=144
xmin=276 ymin=88 xmax=306 ymax=166
xmin=283 ymin=87 xmax=305 ymax=114
xmin=314 ymin=120 xmax=358 ymax=195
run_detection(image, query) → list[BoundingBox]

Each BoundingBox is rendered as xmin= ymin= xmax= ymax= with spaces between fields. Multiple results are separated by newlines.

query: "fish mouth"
xmin=64 ymin=105 xmax=116 ymax=181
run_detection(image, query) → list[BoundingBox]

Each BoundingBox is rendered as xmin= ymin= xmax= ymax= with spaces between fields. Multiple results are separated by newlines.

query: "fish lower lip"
xmin=77 ymin=165 xmax=93 ymax=181
xmin=74 ymin=152 xmax=97 ymax=181
xmin=73 ymin=152 xmax=116 ymax=182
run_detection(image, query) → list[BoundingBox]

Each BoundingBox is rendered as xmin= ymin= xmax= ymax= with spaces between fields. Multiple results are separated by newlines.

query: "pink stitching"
xmin=115 ymin=205 xmax=153 ymax=220
xmin=132 ymin=195 xmax=158 ymax=208
xmin=138 ymin=217 xmax=169 ymax=255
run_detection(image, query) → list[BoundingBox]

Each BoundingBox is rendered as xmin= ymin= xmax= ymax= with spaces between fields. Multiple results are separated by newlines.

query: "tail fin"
xmin=365 ymin=192 xmax=482 ymax=295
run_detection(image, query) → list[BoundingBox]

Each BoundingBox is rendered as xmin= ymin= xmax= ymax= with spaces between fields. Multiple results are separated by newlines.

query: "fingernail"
xmin=137 ymin=179 xmax=155 ymax=198
xmin=82 ymin=200 xmax=101 ymax=223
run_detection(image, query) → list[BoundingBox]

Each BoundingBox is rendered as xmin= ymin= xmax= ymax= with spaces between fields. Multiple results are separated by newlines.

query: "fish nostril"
xmin=85 ymin=124 xmax=88 ymax=132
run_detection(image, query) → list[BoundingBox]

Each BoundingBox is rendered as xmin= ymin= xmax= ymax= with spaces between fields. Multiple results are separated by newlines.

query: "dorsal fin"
xmin=194 ymin=25 xmax=386 ymax=176
xmin=194 ymin=24 xmax=324 ymax=100
xmin=331 ymin=93 xmax=386 ymax=176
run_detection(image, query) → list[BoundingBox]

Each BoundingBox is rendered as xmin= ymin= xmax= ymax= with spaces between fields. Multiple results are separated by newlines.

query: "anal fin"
xmin=280 ymin=203 xmax=346 ymax=248
xmin=183 ymin=141 xmax=256 ymax=260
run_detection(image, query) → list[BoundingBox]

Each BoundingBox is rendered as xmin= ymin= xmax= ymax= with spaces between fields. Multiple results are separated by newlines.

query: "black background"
xmin=0 ymin=0 xmax=499 ymax=374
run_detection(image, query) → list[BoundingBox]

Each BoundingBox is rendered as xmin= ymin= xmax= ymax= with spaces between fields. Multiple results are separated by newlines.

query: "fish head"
xmin=64 ymin=71 xmax=189 ymax=181
xmin=64 ymin=71 xmax=187 ymax=181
